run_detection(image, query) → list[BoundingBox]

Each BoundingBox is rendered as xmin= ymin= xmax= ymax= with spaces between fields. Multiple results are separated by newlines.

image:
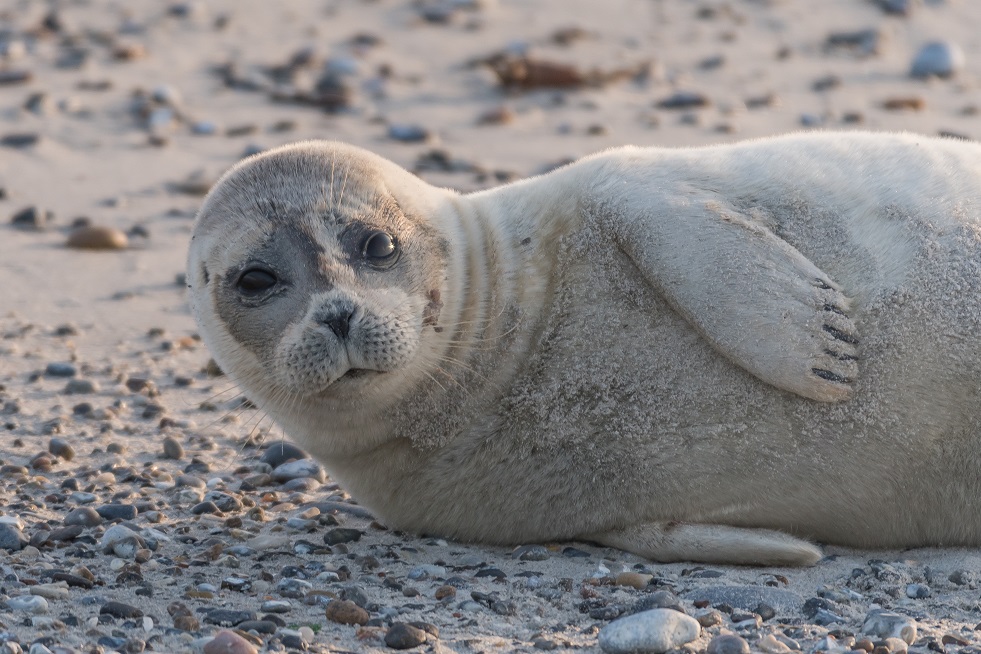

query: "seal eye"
xmin=237 ymin=269 xmax=277 ymax=295
xmin=362 ymin=231 xmax=399 ymax=266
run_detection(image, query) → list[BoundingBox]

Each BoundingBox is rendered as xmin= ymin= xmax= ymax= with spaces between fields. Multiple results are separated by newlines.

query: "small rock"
xmin=598 ymin=609 xmax=701 ymax=654
xmin=757 ymin=634 xmax=792 ymax=654
xmin=203 ymin=608 xmax=256 ymax=627
xmin=66 ymin=225 xmax=129 ymax=250
xmin=324 ymin=528 xmax=362 ymax=546
xmin=911 ymin=41 xmax=965 ymax=79
xmin=863 ymin=610 xmax=917 ymax=644
xmin=64 ymin=378 xmax=98 ymax=394
xmin=905 ymin=583 xmax=930 ymax=599
xmin=5 ymin=595 xmax=47 ymax=613
xmin=173 ymin=615 xmax=200 ymax=631
xmin=162 ymin=436 xmax=184 ymax=460
xmin=0 ymin=522 xmax=28 ymax=551
xmin=615 ymin=572 xmax=653 ymax=590
xmin=11 ymin=206 xmax=54 ymax=231
xmin=656 ymin=91 xmax=710 ymax=110
xmin=707 ymin=635 xmax=751 ymax=654
xmin=96 ymin=504 xmax=138 ymax=521
xmin=64 ymin=507 xmax=101 ymax=527
xmin=388 ymin=124 xmax=431 ymax=143
xmin=48 ymin=437 xmax=76 ymax=460
xmin=100 ymin=601 xmax=143 ymax=619
xmin=1 ymin=133 xmax=40 ymax=148
xmin=324 ymin=600 xmax=369 ymax=626
xmin=203 ymin=630 xmax=257 ymax=654
xmin=271 ymin=459 xmax=325 ymax=482
xmin=385 ymin=623 xmax=428 ymax=649
xmin=44 ymin=362 xmax=77 ymax=378
xmin=684 ymin=586 xmax=804 ymax=614
xmin=260 ymin=442 xmax=307 ymax=467
xmin=512 ymin=544 xmax=549 ymax=561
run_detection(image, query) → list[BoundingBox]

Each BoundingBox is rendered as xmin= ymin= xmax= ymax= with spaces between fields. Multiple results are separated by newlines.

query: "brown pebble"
xmin=434 ymin=585 xmax=456 ymax=600
xmin=203 ymin=629 xmax=257 ymax=654
xmin=882 ymin=96 xmax=925 ymax=111
xmin=477 ymin=106 xmax=515 ymax=125
xmin=113 ymin=42 xmax=146 ymax=61
xmin=489 ymin=56 xmax=586 ymax=90
xmin=66 ymin=225 xmax=128 ymax=250
xmin=614 ymin=572 xmax=652 ymax=590
xmin=325 ymin=599 xmax=369 ymax=625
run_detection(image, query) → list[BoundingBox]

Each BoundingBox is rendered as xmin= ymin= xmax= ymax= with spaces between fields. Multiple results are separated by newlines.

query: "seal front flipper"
xmin=607 ymin=192 xmax=859 ymax=402
xmin=590 ymin=522 xmax=822 ymax=566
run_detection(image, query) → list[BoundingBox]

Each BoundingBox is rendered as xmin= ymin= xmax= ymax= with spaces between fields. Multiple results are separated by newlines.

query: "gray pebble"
xmin=656 ymin=91 xmax=710 ymax=110
xmin=65 ymin=506 xmax=102 ymax=527
xmin=388 ymin=124 xmax=431 ymax=143
xmin=271 ymin=459 xmax=326 ymax=483
xmin=632 ymin=590 xmax=683 ymax=614
xmin=598 ymin=609 xmax=701 ymax=654
xmin=911 ymin=41 xmax=964 ymax=78
xmin=905 ymin=583 xmax=930 ymax=599
xmin=260 ymin=442 xmax=308 ymax=467
xmin=11 ymin=206 xmax=54 ymax=231
xmin=684 ymin=585 xmax=804 ymax=614
xmin=408 ymin=564 xmax=446 ymax=580
xmin=48 ymin=437 xmax=75 ymax=461
xmin=324 ymin=528 xmax=362 ymax=545
xmin=205 ymin=491 xmax=243 ymax=512
xmin=863 ymin=609 xmax=918 ymax=644
xmin=162 ymin=436 xmax=184 ymax=460
xmin=706 ymin=635 xmax=750 ymax=654
xmin=96 ymin=504 xmax=138 ymax=521
xmin=385 ymin=623 xmax=428 ymax=649
xmin=44 ymin=362 xmax=76 ymax=378
xmin=63 ymin=378 xmax=98 ymax=394
xmin=100 ymin=524 xmax=146 ymax=558
xmin=100 ymin=601 xmax=143 ymax=619
xmin=0 ymin=522 xmax=28 ymax=551
xmin=260 ymin=600 xmax=291 ymax=613
xmin=512 ymin=544 xmax=549 ymax=561
xmin=192 ymin=501 xmax=221 ymax=515
xmin=204 ymin=608 xmax=257 ymax=626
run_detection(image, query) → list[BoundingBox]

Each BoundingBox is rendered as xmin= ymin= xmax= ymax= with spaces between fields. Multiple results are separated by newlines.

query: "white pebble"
xmin=599 ymin=609 xmax=701 ymax=654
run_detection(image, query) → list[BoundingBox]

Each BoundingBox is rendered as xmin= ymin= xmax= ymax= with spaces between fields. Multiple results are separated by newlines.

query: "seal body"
xmin=188 ymin=132 xmax=981 ymax=565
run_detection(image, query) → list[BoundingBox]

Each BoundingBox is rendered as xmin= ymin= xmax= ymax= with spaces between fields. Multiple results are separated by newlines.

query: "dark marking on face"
xmin=202 ymin=265 xmax=210 ymax=284
xmin=520 ymin=237 xmax=532 ymax=246
xmin=422 ymin=289 xmax=443 ymax=328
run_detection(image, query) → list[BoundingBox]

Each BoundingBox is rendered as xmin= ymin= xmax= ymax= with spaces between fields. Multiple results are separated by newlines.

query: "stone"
xmin=203 ymin=608 xmax=256 ymax=627
xmin=0 ymin=522 xmax=28 ymax=551
xmin=100 ymin=601 xmax=143 ymax=619
xmin=863 ymin=610 xmax=917 ymax=644
xmin=100 ymin=524 xmax=146 ymax=558
xmin=683 ymin=585 xmax=804 ymax=614
xmin=324 ymin=528 xmax=362 ymax=545
xmin=512 ymin=544 xmax=550 ymax=561
xmin=706 ymin=635 xmax=751 ymax=654
xmin=64 ymin=507 xmax=100 ymax=527
xmin=384 ymin=623 xmax=428 ymax=649
xmin=598 ymin=609 xmax=701 ymax=654
xmin=260 ymin=441 xmax=308 ymax=467
xmin=388 ymin=124 xmax=430 ymax=143
xmin=911 ymin=41 xmax=965 ymax=79
xmin=271 ymin=459 xmax=326 ymax=482
xmin=905 ymin=583 xmax=930 ymax=599
xmin=45 ymin=362 xmax=76 ymax=378
xmin=203 ymin=630 xmax=258 ymax=654
xmin=162 ymin=436 xmax=184 ymax=459
xmin=48 ymin=438 xmax=75 ymax=460
xmin=96 ymin=504 xmax=139 ymax=521
xmin=657 ymin=91 xmax=710 ymax=110
xmin=325 ymin=600 xmax=369 ymax=626
xmin=66 ymin=225 xmax=129 ymax=250
xmin=5 ymin=596 xmax=48 ymax=613
xmin=64 ymin=379 xmax=98 ymax=394
xmin=757 ymin=635 xmax=792 ymax=654
xmin=173 ymin=615 xmax=200 ymax=631
xmin=615 ymin=572 xmax=653 ymax=590
xmin=11 ymin=206 xmax=54 ymax=231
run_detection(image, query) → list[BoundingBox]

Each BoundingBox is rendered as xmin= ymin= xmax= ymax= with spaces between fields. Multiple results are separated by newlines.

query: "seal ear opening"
xmin=202 ymin=264 xmax=210 ymax=285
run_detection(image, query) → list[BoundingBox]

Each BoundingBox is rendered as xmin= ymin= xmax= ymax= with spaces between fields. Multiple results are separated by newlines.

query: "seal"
xmin=188 ymin=132 xmax=981 ymax=565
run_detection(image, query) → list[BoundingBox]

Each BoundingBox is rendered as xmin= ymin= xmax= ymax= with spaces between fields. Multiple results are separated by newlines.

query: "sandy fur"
xmin=189 ymin=132 xmax=981 ymax=565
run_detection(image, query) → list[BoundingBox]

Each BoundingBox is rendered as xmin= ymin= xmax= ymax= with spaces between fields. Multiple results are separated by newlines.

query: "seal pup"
xmin=188 ymin=132 xmax=981 ymax=565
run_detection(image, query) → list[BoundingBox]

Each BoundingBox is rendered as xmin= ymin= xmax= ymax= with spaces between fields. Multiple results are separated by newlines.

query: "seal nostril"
xmin=322 ymin=308 xmax=353 ymax=339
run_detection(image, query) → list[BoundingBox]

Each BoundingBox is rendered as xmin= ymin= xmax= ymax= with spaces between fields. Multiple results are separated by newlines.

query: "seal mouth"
xmin=340 ymin=368 xmax=375 ymax=380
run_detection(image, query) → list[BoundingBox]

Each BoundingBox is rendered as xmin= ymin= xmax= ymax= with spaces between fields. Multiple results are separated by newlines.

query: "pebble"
xmin=384 ymin=623 xmax=428 ymax=649
xmin=162 ymin=436 xmax=184 ymax=460
xmin=706 ymin=635 xmax=751 ymax=654
xmin=863 ymin=610 xmax=917 ymax=644
xmin=512 ymin=544 xmax=549 ymax=561
xmin=598 ymin=609 xmax=701 ymax=654
xmin=615 ymin=572 xmax=653 ymax=590
xmin=260 ymin=442 xmax=308 ymax=467
xmin=1 ymin=133 xmax=40 ymax=148
xmin=260 ymin=600 xmax=291 ymax=613
xmin=30 ymin=583 xmax=69 ymax=600
xmin=204 ymin=608 xmax=256 ymax=627
xmin=757 ymin=635 xmax=792 ymax=653
xmin=271 ymin=459 xmax=326 ymax=482
xmin=203 ymin=630 xmax=257 ymax=654
xmin=324 ymin=600 xmax=369 ymax=626
xmin=100 ymin=601 xmax=144 ymax=619
xmin=100 ymin=524 xmax=146 ymax=557
xmin=657 ymin=91 xmax=710 ymax=110
xmin=911 ymin=41 xmax=965 ymax=79
xmin=684 ymin=585 xmax=803 ymax=614
xmin=48 ymin=438 xmax=76 ymax=460
xmin=44 ymin=362 xmax=77 ymax=378
xmin=324 ymin=528 xmax=362 ymax=545
xmin=0 ymin=522 xmax=28 ymax=551
xmin=11 ymin=206 xmax=54 ymax=231
xmin=388 ymin=124 xmax=431 ymax=143
xmin=63 ymin=378 xmax=99 ymax=394
xmin=96 ymin=504 xmax=139 ymax=521
xmin=66 ymin=225 xmax=129 ymax=250
xmin=5 ymin=596 xmax=47 ymax=613
xmin=408 ymin=564 xmax=446 ymax=580
xmin=905 ymin=583 xmax=930 ymax=599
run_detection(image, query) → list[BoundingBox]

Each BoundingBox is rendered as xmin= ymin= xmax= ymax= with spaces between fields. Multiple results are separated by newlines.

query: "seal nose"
xmin=321 ymin=306 xmax=354 ymax=339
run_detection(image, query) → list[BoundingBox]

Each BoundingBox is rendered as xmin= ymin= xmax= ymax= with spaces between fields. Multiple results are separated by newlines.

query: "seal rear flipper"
xmin=589 ymin=522 xmax=822 ymax=566
xmin=608 ymin=192 xmax=859 ymax=402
